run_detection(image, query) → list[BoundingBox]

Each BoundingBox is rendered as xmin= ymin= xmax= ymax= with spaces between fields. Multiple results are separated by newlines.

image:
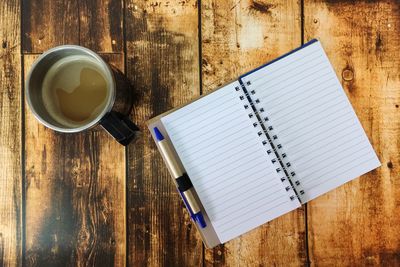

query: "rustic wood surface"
xmin=0 ymin=0 xmax=398 ymax=266
xmin=201 ymin=1 xmax=307 ymax=266
xmin=125 ymin=1 xmax=203 ymax=266
xmin=304 ymin=1 xmax=400 ymax=265
xmin=0 ymin=1 xmax=22 ymax=267
xmin=23 ymin=1 xmax=126 ymax=266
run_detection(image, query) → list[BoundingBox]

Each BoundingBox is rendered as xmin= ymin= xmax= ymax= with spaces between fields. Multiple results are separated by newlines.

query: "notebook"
xmin=147 ymin=39 xmax=381 ymax=248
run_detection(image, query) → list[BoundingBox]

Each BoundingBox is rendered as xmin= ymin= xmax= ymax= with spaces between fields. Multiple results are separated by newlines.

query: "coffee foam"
xmin=42 ymin=55 xmax=111 ymax=128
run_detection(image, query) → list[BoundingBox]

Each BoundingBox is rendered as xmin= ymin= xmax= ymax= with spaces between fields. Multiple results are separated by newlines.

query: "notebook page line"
xmin=205 ymin=176 xmax=281 ymax=213
xmin=251 ymin=52 xmax=329 ymax=87
xmin=277 ymin=108 xmax=352 ymax=140
xmin=249 ymin=47 xmax=322 ymax=84
xmin=205 ymin=180 xmax=280 ymax=210
xmin=257 ymin=70 xmax=333 ymax=102
xmin=299 ymin=145 xmax=373 ymax=181
xmin=267 ymin=87 xmax=342 ymax=122
xmin=251 ymin=58 xmax=329 ymax=90
xmin=169 ymin=102 xmax=240 ymax=134
xmin=213 ymin=190 xmax=286 ymax=222
xmin=184 ymin=139 xmax=255 ymax=177
xmin=191 ymin=148 xmax=266 ymax=181
xmin=166 ymin=91 xmax=234 ymax=126
xmin=166 ymin=95 xmax=235 ymax=130
xmin=282 ymin=113 xmax=355 ymax=146
xmin=186 ymin=142 xmax=254 ymax=170
xmin=253 ymin=63 xmax=330 ymax=93
xmin=276 ymin=102 xmax=349 ymax=135
xmin=173 ymin=124 xmax=249 ymax=151
xmin=196 ymin=153 xmax=264 ymax=183
xmin=265 ymin=78 xmax=337 ymax=111
xmin=240 ymin=40 xmax=380 ymax=202
xmin=170 ymin=105 xmax=250 ymax=141
xmin=290 ymin=133 xmax=365 ymax=164
xmin=208 ymin=188 xmax=284 ymax=222
xmin=252 ymin=51 xmax=320 ymax=82
xmin=161 ymin=81 xmax=300 ymax=243
xmin=197 ymin=161 xmax=277 ymax=196
xmin=195 ymin=156 xmax=270 ymax=190
xmin=218 ymin=201 xmax=289 ymax=237
xmin=302 ymin=156 xmax=378 ymax=199
xmin=184 ymin=136 xmax=255 ymax=165
xmin=304 ymin=156 xmax=378 ymax=190
xmin=216 ymin=196 xmax=288 ymax=228
xmin=240 ymin=40 xmax=322 ymax=83
xmin=173 ymin=123 xmax=246 ymax=149
xmin=268 ymin=90 xmax=340 ymax=122
xmin=175 ymin=124 xmax=250 ymax=156
xmin=296 ymin=141 xmax=369 ymax=173
xmin=171 ymin=106 xmax=244 ymax=142
xmin=286 ymin=123 xmax=358 ymax=156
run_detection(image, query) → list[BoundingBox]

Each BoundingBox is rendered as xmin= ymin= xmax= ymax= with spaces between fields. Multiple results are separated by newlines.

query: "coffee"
xmin=26 ymin=45 xmax=138 ymax=145
xmin=42 ymin=55 xmax=111 ymax=127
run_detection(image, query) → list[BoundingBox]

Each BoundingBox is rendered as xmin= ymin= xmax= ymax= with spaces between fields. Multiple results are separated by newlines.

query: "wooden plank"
xmin=0 ymin=1 xmax=22 ymax=266
xmin=23 ymin=1 xmax=126 ymax=265
xmin=125 ymin=0 xmax=203 ymax=265
xmin=22 ymin=0 xmax=123 ymax=53
xmin=304 ymin=1 xmax=400 ymax=265
xmin=79 ymin=0 xmax=123 ymax=52
xmin=24 ymin=54 xmax=126 ymax=267
xmin=22 ymin=0 xmax=79 ymax=53
xmin=201 ymin=0 xmax=307 ymax=266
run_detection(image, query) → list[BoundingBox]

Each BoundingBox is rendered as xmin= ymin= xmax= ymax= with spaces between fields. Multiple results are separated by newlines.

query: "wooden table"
xmin=1 ymin=0 xmax=399 ymax=266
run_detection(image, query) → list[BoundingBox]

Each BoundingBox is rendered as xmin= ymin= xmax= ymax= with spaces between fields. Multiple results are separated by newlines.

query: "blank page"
xmin=161 ymin=81 xmax=300 ymax=243
xmin=240 ymin=40 xmax=380 ymax=202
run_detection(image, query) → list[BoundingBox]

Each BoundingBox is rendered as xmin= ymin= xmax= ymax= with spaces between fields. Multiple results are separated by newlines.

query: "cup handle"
xmin=100 ymin=111 xmax=139 ymax=146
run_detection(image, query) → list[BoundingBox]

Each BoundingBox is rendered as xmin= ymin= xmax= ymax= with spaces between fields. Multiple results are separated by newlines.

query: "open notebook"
xmin=148 ymin=39 xmax=380 ymax=247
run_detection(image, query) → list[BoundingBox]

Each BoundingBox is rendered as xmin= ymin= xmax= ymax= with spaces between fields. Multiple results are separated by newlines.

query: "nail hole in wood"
xmin=387 ymin=161 xmax=393 ymax=169
xmin=342 ymin=69 xmax=354 ymax=81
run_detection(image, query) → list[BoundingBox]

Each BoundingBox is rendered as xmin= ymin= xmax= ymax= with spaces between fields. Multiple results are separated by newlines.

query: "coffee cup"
xmin=26 ymin=45 xmax=139 ymax=146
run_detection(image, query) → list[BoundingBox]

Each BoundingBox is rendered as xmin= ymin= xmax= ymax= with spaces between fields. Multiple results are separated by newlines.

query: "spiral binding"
xmin=235 ymin=81 xmax=304 ymax=202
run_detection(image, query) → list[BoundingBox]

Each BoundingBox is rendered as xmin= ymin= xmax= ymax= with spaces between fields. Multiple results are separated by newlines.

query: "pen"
xmin=154 ymin=127 xmax=207 ymax=228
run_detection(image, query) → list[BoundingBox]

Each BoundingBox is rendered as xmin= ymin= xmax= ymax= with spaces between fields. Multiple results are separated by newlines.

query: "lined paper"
xmin=161 ymin=82 xmax=300 ymax=243
xmin=241 ymin=40 xmax=380 ymax=202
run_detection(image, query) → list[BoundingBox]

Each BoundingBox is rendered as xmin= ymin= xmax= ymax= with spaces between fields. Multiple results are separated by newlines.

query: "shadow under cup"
xmin=26 ymin=45 xmax=139 ymax=146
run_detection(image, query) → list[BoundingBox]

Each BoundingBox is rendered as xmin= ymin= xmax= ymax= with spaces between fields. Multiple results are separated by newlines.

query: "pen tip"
xmin=154 ymin=127 xmax=164 ymax=141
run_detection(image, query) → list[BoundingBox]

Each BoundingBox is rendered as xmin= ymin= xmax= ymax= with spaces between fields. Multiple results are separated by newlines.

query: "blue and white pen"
xmin=153 ymin=127 xmax=207 ymax=228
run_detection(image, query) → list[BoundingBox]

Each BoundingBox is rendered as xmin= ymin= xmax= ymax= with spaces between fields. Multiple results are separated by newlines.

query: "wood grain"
xmin=22 ymin=0 xmax=123 ymax=53
xmin=23 ymin=1 xmax=126 ymax=266
xmin=22 ymin=0 xmax=79 ymax=53
xmin=0 ymin=0 xmax=398 ymax=265
xmin=304 ymin=1 xmax=400 ymax=265
xmin=79 ymin=0 xmax=123 ymax=52
xmin=201 ymin=0 xmax=307 ymax=266
xmin=0 ymin=1 xmax=22 ymax=266
xmin=125 ymin=0 xmax=203 ymax=265
xmin=24 ymin=54 xmax=126 ymax=267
